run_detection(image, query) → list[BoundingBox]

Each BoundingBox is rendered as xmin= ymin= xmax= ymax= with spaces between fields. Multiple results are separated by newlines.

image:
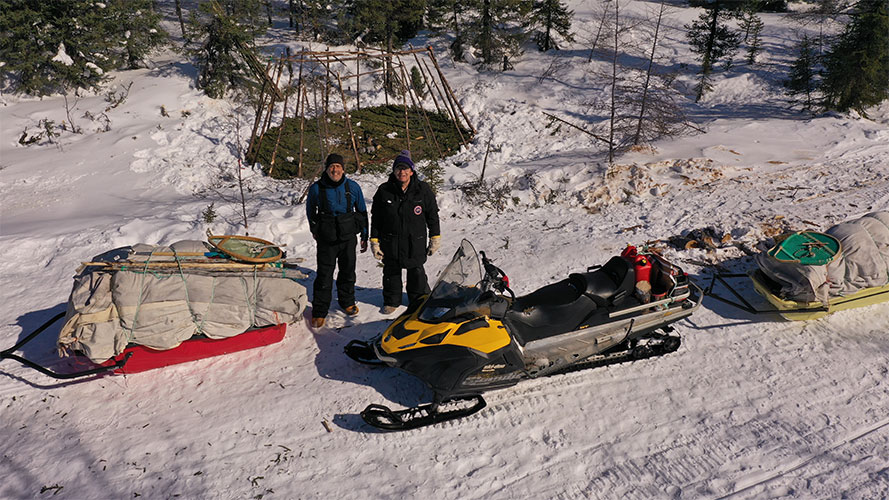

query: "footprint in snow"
xmin=150 ymin=129 xmax=169 ymax=146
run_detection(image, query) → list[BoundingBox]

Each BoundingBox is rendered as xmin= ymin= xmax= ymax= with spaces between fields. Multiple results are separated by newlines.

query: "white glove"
xmin=426 ymin=236 xmax=441 ymax=256
xmin=370 ymin=239 xmax=383 ymax=260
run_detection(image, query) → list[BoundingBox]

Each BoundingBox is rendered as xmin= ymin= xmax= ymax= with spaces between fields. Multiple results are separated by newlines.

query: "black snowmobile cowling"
xmin=347 ymin=239 xmax=702 ymax=430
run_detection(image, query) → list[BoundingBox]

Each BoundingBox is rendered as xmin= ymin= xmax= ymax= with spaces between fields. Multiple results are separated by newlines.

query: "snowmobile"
xmin=346 ymin=239 xmax=702 ymax=430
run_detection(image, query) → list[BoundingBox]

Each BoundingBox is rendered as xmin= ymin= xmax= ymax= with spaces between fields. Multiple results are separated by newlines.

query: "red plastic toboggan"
xmin=100 ymin=324 xmax=287 ymax=374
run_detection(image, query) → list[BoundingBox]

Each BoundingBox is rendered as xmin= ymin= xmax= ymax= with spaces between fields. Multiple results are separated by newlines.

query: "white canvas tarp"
xmin=756 ymin=212 xmax=889 ymax=303
xmin=58 ymin=241 xmax=308 ymax=363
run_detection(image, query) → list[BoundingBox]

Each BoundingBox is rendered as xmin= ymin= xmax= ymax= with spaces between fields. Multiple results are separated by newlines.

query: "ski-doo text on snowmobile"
xmin=346 ymin=239 xmax=702 ymax=430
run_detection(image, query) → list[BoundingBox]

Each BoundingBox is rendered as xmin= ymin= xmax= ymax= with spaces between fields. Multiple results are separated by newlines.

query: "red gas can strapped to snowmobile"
xmin=621 ymin=245 xmax=653 ymax=303
xmin=621 ymin=245 xmax=652 ymax=282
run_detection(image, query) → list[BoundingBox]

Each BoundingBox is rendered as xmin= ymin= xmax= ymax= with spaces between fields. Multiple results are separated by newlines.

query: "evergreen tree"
xmin=0 ymin=0 xmax=166 ymax=95
xmin=217 ymin=0 xmax=267 ymax=25
xmin=428 ymin=0 xmax=530 ymax=68
xmin=740 ymin=11 xmax=764 ymax=64
xmin=345 ymin=0 xmax=425 ymax=53
xmin=175 ymin=0 xmax=188 ymax=39
xmin=293 ymin=0 xmax=334 ymax=39
xmin=344 ymin=0 xmax=424 ymax=92
xmin=820 ymin=0 xmax=889 ymax=115
xmin=784 ymin=34 xmax=819 ymax=110
xmin=427 ymin=0 xmax=474 ymax=61
xmin=410 ymin=66 xmax=427 ymax=97
xmin=108 ymin=0 xmax=167 ymax=69
xmin=191 ymin=1 xmax=265 ymax=99
xmin=686 ymin=3 xmax=740 ymax=101
xmin=470 ymin=0 xmax=530 ymax=68
xmin=528 ymin=0 xmax=575 ymax=51
xmin=789 ymin=0 xmax=850 ymax=55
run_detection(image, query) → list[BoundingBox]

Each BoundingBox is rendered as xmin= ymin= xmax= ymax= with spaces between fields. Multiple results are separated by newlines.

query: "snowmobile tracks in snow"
xmin=715 ymin=414 xmax=889 ymax=499
xmin=505 ymin=404 xmax=889 ymax=499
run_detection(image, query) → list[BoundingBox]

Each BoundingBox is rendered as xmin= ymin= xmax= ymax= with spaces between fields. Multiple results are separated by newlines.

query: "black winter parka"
xmin=371 ymin=175 xmax=440 ymax=268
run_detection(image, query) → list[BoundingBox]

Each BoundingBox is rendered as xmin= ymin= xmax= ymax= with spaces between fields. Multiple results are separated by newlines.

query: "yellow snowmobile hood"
xmin=380 ymin=301 xmax=511 ymax=356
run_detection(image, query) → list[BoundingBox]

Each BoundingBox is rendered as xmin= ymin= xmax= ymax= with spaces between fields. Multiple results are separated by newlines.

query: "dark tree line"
xmin=1 ymin=0 xmax=885 ymax=117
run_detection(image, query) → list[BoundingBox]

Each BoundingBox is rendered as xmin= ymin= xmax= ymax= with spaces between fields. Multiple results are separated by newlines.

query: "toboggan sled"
xmin=2 ymin=235 xmax=306 ymax=379
xmin=706 ymin=212 xmax=889 ymax=320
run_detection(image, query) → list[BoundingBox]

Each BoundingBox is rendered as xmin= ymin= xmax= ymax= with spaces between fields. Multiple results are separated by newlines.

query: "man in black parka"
xmin=370 ymin=151 xmax=441 ymax=314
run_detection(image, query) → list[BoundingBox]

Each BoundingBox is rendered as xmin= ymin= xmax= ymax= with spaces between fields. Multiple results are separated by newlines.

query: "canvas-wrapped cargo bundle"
xmin=58 ymin=240 xmax=307 ymax=363
xmin=755 ymin=212 xmax=889 ymax=304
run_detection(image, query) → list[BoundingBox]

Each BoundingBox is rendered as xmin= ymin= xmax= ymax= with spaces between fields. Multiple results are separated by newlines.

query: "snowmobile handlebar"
xmin=479 ymin=251 xmax=515 ymax=299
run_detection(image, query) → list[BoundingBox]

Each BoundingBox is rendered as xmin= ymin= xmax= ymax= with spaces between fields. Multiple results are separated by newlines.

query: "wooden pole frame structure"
xmin=397 ymin=53 xmax=444 ymax=160
xmin=333 ymin=71 xmax=363 ymax=173
xmin=269 ymin=55 xmax=302 ymax=177
xmin=251 ymin=47 xmax=473 ymax=178
xmin=427 ymin=47 xmax=476 ymax=136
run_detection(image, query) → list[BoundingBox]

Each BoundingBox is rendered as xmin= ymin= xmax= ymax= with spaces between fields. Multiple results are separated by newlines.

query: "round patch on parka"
xmin=414 ymin=205 xmax=423 ymax=215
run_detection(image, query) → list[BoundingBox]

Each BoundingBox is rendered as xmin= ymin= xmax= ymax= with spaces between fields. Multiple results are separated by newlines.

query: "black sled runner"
xmin=346 ymin=240 xmax=702 ymax=430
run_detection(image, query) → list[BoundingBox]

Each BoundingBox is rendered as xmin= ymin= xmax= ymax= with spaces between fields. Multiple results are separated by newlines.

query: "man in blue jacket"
xmin=306 ymin=153 xmax=369 ymax=328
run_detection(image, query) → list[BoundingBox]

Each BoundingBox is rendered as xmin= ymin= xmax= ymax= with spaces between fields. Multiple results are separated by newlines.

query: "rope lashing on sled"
xmin=116 ymin=245 xmax=276 ymax=339
xmin=248 ymin=266 xmax=260 ymax=325
xmin=173 ymin=246 xmax=219 ymax=336
xmin=119 ymin=257 xmax=267 ymax=336
xmin=197 ymin=278 xmax=218 ymax=335
xmin=122 ymin=249 xmax=158 ymax=346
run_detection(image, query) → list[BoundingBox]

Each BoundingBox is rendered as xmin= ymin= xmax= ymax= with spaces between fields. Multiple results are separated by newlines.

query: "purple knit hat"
xmin=392 ymin=150 xmax=415 ymax=172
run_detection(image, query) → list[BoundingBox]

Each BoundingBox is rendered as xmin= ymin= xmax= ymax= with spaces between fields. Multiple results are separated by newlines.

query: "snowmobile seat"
xmin=504 ymin=257 xmax=636 ymax=345
xmin=505 ymin=280 xmax=596 ymax=344
xmin=570 ymin=256 xmax=635 ymax=308
xmin=512 ymin=277 xmax=585 ymax=310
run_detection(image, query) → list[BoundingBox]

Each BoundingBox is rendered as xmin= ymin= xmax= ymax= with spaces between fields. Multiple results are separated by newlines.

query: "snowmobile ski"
xmin=358 ymin=331 xmax=679 ymax=430
xmin=361 ymin=395 xmax=487 ymax=431
xmin=344 ymin=339 xmax=386 ymax=366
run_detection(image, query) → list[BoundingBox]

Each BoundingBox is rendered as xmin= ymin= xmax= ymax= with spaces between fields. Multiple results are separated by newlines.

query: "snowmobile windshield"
xmin=418 ymin=239 xmax=484 ymax=322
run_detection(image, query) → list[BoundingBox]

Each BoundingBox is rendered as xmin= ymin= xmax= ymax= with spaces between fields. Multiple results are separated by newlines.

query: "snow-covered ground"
xmin=2 ymin=1 xmax=889 ymax=498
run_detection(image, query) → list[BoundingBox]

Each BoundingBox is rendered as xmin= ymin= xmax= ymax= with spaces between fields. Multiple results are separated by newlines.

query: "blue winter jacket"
xmin=306 ymin=172 xmax=369 ymax=241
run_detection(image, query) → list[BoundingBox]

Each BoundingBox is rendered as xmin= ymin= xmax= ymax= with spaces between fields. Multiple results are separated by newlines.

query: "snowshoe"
xmin=349 ymin=239 xmax=702 ymax=430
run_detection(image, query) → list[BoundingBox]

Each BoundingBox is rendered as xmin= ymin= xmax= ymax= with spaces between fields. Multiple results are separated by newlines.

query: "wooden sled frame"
xmin=703 ymin=273 xmax=823 ymax=318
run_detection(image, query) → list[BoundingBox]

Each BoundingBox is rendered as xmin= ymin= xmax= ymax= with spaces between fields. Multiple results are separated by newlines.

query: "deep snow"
xmin=2 ymin=1 xmax=889 ymax=498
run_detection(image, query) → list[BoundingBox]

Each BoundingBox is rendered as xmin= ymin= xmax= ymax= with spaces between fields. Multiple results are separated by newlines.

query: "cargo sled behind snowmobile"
xmin=705 ymin=212 xmax=889 ymax=321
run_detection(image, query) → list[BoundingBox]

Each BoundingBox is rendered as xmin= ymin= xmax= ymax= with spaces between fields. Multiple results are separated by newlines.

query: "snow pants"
xmin=382 ymin=262 xmax=430 ymax=308
xmin=312 ymin=235 xmax=357 ymax=318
